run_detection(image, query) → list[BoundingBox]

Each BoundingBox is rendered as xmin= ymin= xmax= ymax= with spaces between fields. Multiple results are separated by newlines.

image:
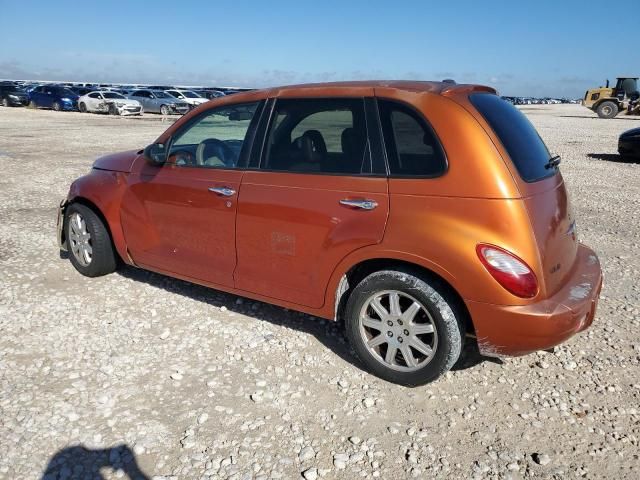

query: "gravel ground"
xmin=0 ymin=105 xmax=639 ymax=480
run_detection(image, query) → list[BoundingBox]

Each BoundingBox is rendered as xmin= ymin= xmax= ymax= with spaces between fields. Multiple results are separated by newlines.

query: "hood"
xmin=620 ymin=127 xmax=640 ymax=139
xmin=93 ymin=149 xmax=139 ymax=173
xmin=107 ymin=99 xmax=141 ymax=107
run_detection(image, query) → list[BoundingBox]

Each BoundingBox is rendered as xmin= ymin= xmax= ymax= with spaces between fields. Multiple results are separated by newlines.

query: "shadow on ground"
xmin=116 ymin=265 xmax=495 ymax=379
xmin=41 ymin=444 xmax=150 ymax=480
xmin=587 ymin=153 xmax=640 ymax=164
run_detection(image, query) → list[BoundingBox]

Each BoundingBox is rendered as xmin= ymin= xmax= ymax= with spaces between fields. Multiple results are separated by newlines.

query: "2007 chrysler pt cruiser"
xmin=57 ymin=81 xmax=602 ymax=386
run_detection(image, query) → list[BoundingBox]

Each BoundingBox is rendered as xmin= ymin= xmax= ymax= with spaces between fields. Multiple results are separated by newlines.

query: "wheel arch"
xmin=331 ymin=256 xmax=475 ymax=337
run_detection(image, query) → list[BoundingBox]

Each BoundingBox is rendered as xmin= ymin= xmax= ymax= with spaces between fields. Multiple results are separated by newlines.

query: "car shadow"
xmin=587 ymin=153 xmax=640 ymax=164
xmin=116 ymin=265 xmax=494 ymax=378
xmin=40 ymin=444 xmax=150 ymax=480
xmin=558 ymin=115 xmax=640 ymax=120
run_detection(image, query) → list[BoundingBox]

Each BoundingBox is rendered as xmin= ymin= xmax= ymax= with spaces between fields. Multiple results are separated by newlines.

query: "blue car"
xmin=28 ymin=85 xmax=79 ymax=111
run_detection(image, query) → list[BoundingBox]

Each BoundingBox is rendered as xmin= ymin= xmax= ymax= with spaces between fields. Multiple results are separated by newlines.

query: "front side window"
xmin=88 ymin=92 xmax=100 ymax=99
xmin=169 ymin=102 xmax=260 ymax=168
xmin=263 ymin=98 xmax=370 ymax=175
xmin=378 ymin=100 xmax=447 ymax=177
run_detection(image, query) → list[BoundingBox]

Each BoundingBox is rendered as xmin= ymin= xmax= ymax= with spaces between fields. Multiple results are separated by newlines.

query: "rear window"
xmin=470 ymin=93 xmax=554 ymax=182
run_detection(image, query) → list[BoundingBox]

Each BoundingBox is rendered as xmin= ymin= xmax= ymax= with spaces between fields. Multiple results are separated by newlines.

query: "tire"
xmin=52 ymin=101 xmax=61 ymax=112
xmin=29 ymin=100 xmax=37 ymax=109
xmin=596 ymin=100 xmax=618 ymax=119
xmin=160 ymin=104 xmax=169 ymax=115
xmin=2 ymin=98 xmax=9 ymax=107
xmin=108 ymin=104 xmax=119 ymax=115
xmin=344 ymin=269 xmax=464 ymax=386
xmin=79 ymin=102 xmax=87 ymax=113
xmin=65 ymin=203 xmax=117 ymax=277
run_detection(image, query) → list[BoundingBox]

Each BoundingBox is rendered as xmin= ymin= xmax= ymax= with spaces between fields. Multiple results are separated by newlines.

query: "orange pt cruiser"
xmin=57 ymin=81 xmax=602 ymax=386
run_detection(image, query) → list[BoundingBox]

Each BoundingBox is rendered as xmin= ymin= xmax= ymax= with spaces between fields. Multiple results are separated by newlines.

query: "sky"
xmin=1 ymin=0 xmax=638 ymax=97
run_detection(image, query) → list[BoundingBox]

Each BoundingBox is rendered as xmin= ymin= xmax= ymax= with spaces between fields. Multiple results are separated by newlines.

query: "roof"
xmin=225 ymin=80 xmax=496 ymax=103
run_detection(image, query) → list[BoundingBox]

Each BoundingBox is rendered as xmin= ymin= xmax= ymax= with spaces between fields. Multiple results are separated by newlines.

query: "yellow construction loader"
xmin=583 ymin=77 xmax=639 ymax=118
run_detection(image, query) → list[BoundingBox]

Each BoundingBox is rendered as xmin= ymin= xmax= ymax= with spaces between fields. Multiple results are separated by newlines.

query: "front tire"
xmin=160 ymin=104 xmax=169 ymax=115
xmin=344 ymin=269 xmax=464 ymax=386
xmin=65 ymin=203 xmax=117 ymax=277
xmin=2 ymin=98 xmax=9 ymax=107
xmin=29 ymin=100 xmax=37 ymax=109
xmin=596 ymin=100 xmax=618 ymax=119
xmin=52 ymin=101 xmax=61 ymax=112
xmin=79 ymin=102 xmax=87 ymax=113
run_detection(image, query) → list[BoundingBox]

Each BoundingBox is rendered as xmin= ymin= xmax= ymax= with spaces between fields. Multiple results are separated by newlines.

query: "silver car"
xmin=127 ymin=89 xmax=189 ymax=115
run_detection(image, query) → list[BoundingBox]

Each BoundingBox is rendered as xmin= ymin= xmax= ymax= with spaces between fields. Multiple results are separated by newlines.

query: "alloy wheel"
xmin=68 ymin=212 xmax=93 ymax=266
xmin=358 ymin=290 xmax=438 ymax=372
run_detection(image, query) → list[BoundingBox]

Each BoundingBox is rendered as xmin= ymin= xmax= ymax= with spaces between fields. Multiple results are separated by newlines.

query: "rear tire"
xmin=79 ymin=102 xmax=87 ymax=113
xmin=65 ymin=203 xmax=117 ymax=277
xmin=344 ymin=268 xmax=464 ymax=386
xmin=596 ymin=101 xmax=618 ymax=119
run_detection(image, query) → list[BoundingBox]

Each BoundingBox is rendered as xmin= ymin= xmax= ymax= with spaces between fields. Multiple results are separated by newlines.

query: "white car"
xmin=165 ymin=89 xmax=209 ymax=109
xmin=78 ymin=91 xmax=143 ymax=116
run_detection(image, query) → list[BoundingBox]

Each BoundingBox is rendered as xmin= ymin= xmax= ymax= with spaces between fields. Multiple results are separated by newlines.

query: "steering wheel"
xmin=196 ymin=139 xmax=236 ymax=167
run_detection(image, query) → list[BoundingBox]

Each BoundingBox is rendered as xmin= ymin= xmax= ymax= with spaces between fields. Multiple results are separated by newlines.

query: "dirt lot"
xmin=0 ymin=105 xmax=639 ymax=479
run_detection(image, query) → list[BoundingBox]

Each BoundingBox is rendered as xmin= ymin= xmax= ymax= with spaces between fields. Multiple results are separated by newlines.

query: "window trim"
xmin=166 ymin=100 xmax=264 ymax=171
xmin=376 ymin=98 xmax=449 ymax=179
xmin=256 ymin=96 xmax=379 ymax=177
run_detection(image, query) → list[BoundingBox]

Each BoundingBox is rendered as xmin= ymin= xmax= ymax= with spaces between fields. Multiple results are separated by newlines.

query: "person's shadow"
xmin=41 ymin=444 xmax=150 ymax=480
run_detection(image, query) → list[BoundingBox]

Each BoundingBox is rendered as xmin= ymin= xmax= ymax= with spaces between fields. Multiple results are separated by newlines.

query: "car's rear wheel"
xmin=344 ymin=269 xmax=464 ymax=386
xmin=79 ymin=102 xmax=87 ymax=113
xmin=65 ymin=203 xmax=117 ymax=277
xmin=52 ymin=101 xmax=61 ymax=112
xmin=596 ymin=101 xmax=618 ymax=119
xmin=160 ymin=104 xmax=169 ymax=115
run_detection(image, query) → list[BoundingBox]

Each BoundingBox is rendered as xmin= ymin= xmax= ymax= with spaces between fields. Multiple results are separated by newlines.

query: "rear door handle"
xmin=208 ymin=186 xmax=236 ymax=196
xmin=339 ymin=198 xmax=378 ymax=210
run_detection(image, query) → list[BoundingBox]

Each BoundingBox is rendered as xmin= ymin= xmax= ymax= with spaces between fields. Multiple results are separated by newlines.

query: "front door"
xmin=235 ymin=97 xmax=389 ymax=308
xmin=120 ymin=101 xmax=262 ymax=287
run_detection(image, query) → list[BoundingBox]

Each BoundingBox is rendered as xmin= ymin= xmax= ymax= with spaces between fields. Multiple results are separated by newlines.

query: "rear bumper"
xmin=467 ymin=243 xmax=603 ymax=356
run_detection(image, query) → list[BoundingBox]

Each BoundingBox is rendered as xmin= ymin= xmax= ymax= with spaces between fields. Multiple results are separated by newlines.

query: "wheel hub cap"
xmin=68 ymin=212 xmax=92 ymax=266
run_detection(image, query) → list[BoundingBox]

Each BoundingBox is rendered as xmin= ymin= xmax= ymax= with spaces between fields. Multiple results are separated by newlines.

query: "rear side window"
xmin=470 ymin=93 xmax=553 ymax=182
xmin=263 ymin=98 xmax=371 ymax=175
xmin=378 ymin=100 xmax=447 ymax=177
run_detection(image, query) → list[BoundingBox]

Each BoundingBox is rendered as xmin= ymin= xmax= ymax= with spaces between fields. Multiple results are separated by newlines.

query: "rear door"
xmin=235 ymin=96 xmax=389 ymax=308
xmin=121 ymin=101 xmax=263 ymax=287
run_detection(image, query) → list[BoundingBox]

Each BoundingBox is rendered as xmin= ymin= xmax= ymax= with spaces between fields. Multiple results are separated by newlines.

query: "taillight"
xmin=476 ymin=244 xmax=538 ymax=298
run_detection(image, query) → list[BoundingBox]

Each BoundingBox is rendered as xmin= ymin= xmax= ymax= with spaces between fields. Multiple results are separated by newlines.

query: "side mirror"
xmin=143 ymin=143 xmax=168 ymax=165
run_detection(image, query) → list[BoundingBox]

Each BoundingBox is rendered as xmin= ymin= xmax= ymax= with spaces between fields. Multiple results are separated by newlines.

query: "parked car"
xmin=70 ymin=86 xmax=93 ymax=96
xmin=618 ymin=127 xmax=640 ymax=159
xmin=0 ymin=84 xmax=29 ymax=107
xmin=78 ymin=91 xmax=143 ymax=116
xmin=126 ymin=89 xmax=189 ymax=115
xmin=28 ymin=85 xmax=79 ymax=111
xmin=165 ymin=89 xmax=209 ymax=109
xmin=195 ymin=89 xmax=225 ymax=100
xmin=57 ymin=81 xmax=602 ymax=386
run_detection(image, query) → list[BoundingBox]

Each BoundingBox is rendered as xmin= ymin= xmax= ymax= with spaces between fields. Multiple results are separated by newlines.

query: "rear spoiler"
xmin=441 ymin=84 xmax=497 ymax=97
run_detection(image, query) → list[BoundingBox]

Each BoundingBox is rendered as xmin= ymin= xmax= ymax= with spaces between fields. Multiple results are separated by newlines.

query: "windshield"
xmin=182 ymin=91 xmax=201 ymax=98
xmin=5 ymin=86 xmax=24 ymax=93
xmin=103 ymin=92 xmax=125 ymax=99
xmin=153 ymin=91 xmax=171 ymax=99
xmin=470 ymin=93 xmax=554 ymax=183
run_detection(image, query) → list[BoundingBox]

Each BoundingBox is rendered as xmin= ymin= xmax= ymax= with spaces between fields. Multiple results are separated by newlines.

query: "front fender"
xmin=67 ymin=169 xmax=131 ymax=264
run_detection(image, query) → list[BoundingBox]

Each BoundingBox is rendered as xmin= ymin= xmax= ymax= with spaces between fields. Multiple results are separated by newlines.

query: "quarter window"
xmin=168 ymin=102 xmax=260 ymax=169
xmin=262 ymin=98 xmax=370 ymax=175
xmin=378 ymin=100 xmax=447 ymax=177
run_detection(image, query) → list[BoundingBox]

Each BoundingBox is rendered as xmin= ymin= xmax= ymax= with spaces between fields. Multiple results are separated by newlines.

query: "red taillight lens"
xmin=476 ymin=244 xmax=538 ymax=298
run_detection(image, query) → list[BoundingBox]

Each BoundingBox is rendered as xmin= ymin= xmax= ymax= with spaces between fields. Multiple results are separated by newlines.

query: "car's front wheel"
xmin=79 ymin=102 xmax=87 ymax=113
xmin=160 ymin=104 xmax=170 ymax=115
xmin=344 ymin=269 xmax=464 ymax=386
xmin=2 ymin=98 xmax=9 ymax=107
xmin=52 ymin=101 xmax=61 ymax=112
xmin=65 ymin=203 xmax=118 ymax=277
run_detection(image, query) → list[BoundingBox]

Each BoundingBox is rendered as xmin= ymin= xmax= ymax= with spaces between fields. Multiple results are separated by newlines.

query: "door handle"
xmin=208 ymin=186 xmax=236 ymax=197
xmin=339 ymin=198 xmax=378 ymax=210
